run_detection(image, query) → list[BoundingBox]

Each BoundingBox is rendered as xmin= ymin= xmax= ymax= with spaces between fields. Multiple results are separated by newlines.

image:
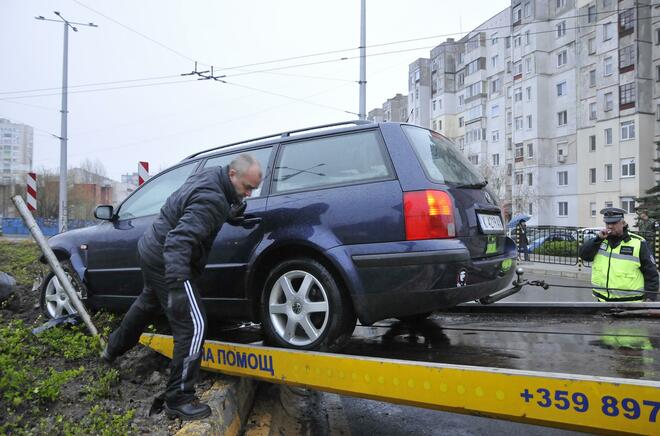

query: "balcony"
xmin=513 ymin=73 xmax=523 ymax=81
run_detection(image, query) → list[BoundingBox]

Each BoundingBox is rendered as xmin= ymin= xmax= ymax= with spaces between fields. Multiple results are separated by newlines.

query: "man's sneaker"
xmin=100 ymin=346 xmax=115 ymax=364
xmin=164 ymin=399 xmax=211 ymax=421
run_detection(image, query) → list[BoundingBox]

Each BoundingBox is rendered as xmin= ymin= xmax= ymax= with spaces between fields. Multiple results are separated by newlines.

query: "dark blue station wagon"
xmin=41 ymin=121 xmax=517 ymax=351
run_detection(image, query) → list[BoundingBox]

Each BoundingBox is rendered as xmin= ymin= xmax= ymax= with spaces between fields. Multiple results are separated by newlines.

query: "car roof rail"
xmin=184 ymin=120 xmax=374 ymax=160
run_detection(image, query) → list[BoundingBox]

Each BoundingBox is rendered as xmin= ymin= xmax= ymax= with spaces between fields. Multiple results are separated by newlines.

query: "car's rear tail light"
xmin=404 ymin=190 xmax=456 ymax=240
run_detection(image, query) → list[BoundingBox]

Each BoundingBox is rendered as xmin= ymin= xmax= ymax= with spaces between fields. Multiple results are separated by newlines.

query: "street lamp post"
xmin=35 ymin=12 xmax=97 ymax=233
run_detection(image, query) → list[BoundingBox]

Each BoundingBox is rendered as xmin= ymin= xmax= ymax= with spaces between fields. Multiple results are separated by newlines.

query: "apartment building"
xmin=0 ymin=118 xmax=33 ymax=185
xmin=368 ymin=0 xmax=660 ymax=225
xmin=407 ymin=58 xmax=432 ymax=127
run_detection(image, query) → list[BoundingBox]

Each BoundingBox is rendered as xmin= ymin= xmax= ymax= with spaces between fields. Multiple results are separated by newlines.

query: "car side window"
xmin=272 ymin=130 xmax=391 ymax=194
xmin=117 ymin=162 xmax=197 ymax=220
xmin=203 ymin=147 xmax=272 ymax=198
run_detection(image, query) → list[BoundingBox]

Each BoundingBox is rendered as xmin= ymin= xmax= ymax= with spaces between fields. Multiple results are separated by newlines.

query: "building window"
xmin=527 ymin=173 xmax=533 ymax=186
xmin=507 ymin=163 xmax=512 ymax=176
xmin=514 ymin=35 xmax=521 ymax=47
xmin=525 ymin=30 xmax=531 ymax=45
xmin=515 ymin=171 xmax=523 ymax=185
xmin=491 ymin=104 xmax=500 ymax=117
xmin=507 ymin=110 xmax=512 ymax=124
xmin=527 ymin=143 xmax=534 ymax=158
xmin=491 ymin=55 xmax=498 ymax=68
xmin=619 ymin=45 xmax=635 ymax=70
xmin=468 ymin=155 xmax=479 ymax=165
xmin=528 ymin=203 xmax=533 ymax=215
xmin=515 ymin=143 xmax=524 ymax=159
xmin=491 ymin=33 xmax=498 ymax=45
xmin=605 ymin=164 xmax=613 ymax=181
xmin=492 ymin=130 xmax=499 ymax=142
xmin=505 ymin=36 xmax=511 ymax=48
xmin=589 ymin=69 xmax=596 ymax=87
xmin=588 ymin=37 xmax=596 ymax=55
xmin=604 ymin=57 xmax=613 ymax=75
xmin=526 ymin=86 xmax=532 ymax=100
xmin=557 ymin=50 xmax=567 ymax=67
xmin=603 ymin=22 xmax=613 ymax=41
xmin=590 ymin=202 xmax=597 ymax=217
xmin=557 ymin=110 xmax=567 ymax=126
xmin=620 ymin=120 xmax=635 ymax=140
xmin=657 ymin=104 xmax=660 ymax=121
xmin=619 ymin=9 xmax=635 ymax=33
xmin=589 ymin=102 xmax=597 ymax=120
xmin=492 ymin=153 xmax=500 ymax=166
xmin=605 ymin=201 xmax=613 ymax=208
xmin=515 ymin=116 xmax=523 ymax=130
xmin=459 ymin=117 xmax=464 ymax=127
xmin=605 ymin=93 xmax=613 ymax=112
xmin=556 ymin=21 xmax=566 ymax=38
xmin=558 ymin=202 xmax=568 ymax=216
xmin=514 ymin=87 xmax=522 ymax=102
xmin=556 ymin=0 xmax=566 ymax=9
xmin=527 ymin=115 xmax=532 ymax=129
xmin=491 ymin=79 xmax=501 ymax=94
xmin=459 ymin=95 xmax=464 ymax=106
xmin=558 ymin=171 xmax=568 ymax=186
xmin=589 ymin=135 xmax=596 ymax=152
xmin=588 ymin=5 xmax=596 ymax=23
xmin=604 ymin=128 xmax=613 ymax=145
xmin=507 ymin=137 xmax=512 ymax=150
xmin=524 ymin=2 xmax=531 ymax=17
xmin=589 ymin=168 xmax=597 ymax=184
xmin=621 ymin=158 xmax=635 ymax=178
xmin=619 ymin=83 xmax=635 ymax=108
xmin=556 ymin=81 xmax=567 ymax=96
xmin=525 ymin=57 xmax=532 ymax=72
xmin=656 ymin=65 xmax=660 ymax=82
xmin=621 ymin=197 xmax=635 ymax=213
xmin=438 ymin=120 xmax=443 ymax=130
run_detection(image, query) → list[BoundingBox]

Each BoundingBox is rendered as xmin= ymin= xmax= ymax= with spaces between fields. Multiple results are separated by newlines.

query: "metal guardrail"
xmin=509 ymin=225 xmax=660 ymax=268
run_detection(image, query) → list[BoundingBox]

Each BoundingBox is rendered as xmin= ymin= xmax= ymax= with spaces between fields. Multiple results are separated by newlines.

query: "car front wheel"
xmin=260 ymin=258 xmax=355 ymax=351
xmin=40 ymin=270 xmax=84 ymax=319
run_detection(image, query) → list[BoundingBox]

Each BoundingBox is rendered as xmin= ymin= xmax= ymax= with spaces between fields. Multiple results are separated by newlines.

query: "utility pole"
xmin=359 ymin=0 xmax=366 ymax=120
xmin=35 ymin=12 xmax=97 ymax=233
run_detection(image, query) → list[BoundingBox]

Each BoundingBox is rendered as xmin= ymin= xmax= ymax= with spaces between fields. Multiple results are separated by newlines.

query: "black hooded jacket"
xmin=138 ymin=165 xmax=242 ymax=284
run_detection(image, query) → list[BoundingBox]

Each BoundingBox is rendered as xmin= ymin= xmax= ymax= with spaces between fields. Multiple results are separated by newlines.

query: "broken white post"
xmin=11 ymin=195 xmax=103 ymax=346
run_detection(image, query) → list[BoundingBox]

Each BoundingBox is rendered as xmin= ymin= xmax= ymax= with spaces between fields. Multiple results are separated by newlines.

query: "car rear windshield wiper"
xmin=455 ymin=180 xmax=488 ymax=189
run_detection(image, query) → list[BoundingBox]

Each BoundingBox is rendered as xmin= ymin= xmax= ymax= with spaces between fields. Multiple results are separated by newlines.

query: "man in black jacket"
xmin=103 ymin=153 xmax=262 ymax=420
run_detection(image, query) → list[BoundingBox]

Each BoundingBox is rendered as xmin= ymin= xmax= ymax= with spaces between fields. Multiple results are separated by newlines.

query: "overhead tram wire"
xmin=5 ymin=5 xmax=654 ymax=98
xmin=6 ymin=11 xmax=660 ymax=102
xmin=59 ymin=2 xmax=652 ymax=83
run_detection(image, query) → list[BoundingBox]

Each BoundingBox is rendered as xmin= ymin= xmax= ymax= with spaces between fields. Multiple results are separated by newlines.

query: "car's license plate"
xmin=477 ymin=213 xmax=504 ymax=234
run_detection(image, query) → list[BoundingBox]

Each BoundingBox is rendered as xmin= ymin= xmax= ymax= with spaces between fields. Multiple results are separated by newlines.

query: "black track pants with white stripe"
xmin=107 ymin=258 xmax=207 ymax=406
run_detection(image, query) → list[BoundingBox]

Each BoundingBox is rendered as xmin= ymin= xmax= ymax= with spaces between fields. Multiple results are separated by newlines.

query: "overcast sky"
xmin=1 ymin=0 xmax=509 ymax=180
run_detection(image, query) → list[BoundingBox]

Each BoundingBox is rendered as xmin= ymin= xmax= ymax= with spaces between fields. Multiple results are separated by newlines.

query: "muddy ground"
xmin=0 ymin=281 xmax=218 ymax=435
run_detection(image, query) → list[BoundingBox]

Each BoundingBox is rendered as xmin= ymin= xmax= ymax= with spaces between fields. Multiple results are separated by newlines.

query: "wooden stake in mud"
xmin=11 ymin=195 xmax=103 ymax=346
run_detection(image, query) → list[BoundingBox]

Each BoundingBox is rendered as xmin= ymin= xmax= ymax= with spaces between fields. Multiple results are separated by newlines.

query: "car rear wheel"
xmin=260 ymin=258 xmax=355 ymax=351
xmin=40 ymin=270 xmax=84 ymax=319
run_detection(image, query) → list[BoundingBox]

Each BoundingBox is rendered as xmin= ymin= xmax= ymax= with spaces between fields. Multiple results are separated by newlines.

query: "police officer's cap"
xmin=600 ymin=207 xmax=626 ymax=223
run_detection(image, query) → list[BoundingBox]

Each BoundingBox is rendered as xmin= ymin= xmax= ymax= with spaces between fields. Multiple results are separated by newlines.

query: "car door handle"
xmin=240 ymin=215 xmax=262 ymax=228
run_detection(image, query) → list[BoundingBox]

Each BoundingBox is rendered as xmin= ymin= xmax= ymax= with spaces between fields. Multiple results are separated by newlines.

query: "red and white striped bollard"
xmin=26 ymin=172 xmax=37 ymax=212
xmin=138 ymin=161 xmax=149 ymax=186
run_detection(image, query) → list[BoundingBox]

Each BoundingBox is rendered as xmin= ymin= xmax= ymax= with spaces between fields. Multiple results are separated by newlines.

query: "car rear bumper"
xmin=327 ymin=237 xmax=517 ymax=325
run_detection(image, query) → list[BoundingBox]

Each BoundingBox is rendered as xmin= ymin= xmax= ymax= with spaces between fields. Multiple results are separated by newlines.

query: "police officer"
xmin=579 ymin=207 xmax=658 ymax=302
xmin=102 ymin=154 xmax=262 ymax=420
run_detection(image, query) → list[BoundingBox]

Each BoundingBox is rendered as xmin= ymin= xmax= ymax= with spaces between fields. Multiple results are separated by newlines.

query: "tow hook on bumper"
xmin=479 ymin=267 xmax=526 ymax=305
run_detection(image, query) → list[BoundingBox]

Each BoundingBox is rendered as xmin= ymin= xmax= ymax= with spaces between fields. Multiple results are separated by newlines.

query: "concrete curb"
xmin=176 ymin=376 xmax=257 ymax=436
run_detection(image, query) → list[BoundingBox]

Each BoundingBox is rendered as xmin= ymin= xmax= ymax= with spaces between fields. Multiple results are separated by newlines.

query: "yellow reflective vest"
xmin=591 ymin=234 xmax=645 ymax=301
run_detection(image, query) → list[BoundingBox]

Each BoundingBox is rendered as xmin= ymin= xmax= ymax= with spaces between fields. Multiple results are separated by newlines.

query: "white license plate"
xmin=477 ymin=213 xmax=504 ymax=233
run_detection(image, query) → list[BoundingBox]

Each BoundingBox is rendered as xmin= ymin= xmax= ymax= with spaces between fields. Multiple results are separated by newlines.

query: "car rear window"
xmin=272 ymin=130 xmax=391 ymax=194
xmin=402 ymin=125 xmax=484 ymax=186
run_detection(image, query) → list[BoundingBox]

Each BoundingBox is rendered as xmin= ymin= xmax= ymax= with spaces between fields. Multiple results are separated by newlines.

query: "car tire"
xmin=260 ymin=258 xmax=356 ymax=352
xmin=40 ymin=269 xmax=85 ymax=320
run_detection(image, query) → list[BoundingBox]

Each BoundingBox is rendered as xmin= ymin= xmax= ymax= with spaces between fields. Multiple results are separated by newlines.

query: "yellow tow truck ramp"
xmin=140 ymin=333 xmax=660 ymax=435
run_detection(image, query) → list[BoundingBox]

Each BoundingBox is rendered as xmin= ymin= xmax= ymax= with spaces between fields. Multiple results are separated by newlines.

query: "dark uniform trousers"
xmin=107 ymin=255 xmax=207 ymax=406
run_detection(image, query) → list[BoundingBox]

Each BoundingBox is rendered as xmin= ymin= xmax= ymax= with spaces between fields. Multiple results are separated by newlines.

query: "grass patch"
xmin=0 ymin=239 xmax=42 ymax=285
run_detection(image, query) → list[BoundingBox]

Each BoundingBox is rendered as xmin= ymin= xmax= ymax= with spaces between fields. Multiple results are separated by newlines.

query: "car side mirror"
xmin=94 ymin=205 xmax=114 ymax=221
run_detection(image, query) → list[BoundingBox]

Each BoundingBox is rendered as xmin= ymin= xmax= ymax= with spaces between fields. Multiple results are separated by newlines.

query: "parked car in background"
xmin=526 ymin=230 xmax=577 ymax=254
xmin=40 ymin=121 xmax=517 ymax=351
